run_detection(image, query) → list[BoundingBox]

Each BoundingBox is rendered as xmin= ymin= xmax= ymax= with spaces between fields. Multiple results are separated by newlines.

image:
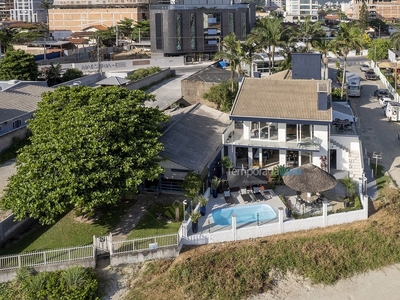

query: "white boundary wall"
xmin=182 ymin=195 xmax=368 ymax=246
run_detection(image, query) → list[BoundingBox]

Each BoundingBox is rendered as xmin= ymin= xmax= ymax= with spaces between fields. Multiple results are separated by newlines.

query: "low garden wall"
xmin=125 ymin=68 xmax=173 ymax=91
xmin=110 ymin=246 xmax=179 ymax=267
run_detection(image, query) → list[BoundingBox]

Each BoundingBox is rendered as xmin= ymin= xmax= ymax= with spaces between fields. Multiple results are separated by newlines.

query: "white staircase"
xmin=330 ymin=139 xmax=363 ymax=180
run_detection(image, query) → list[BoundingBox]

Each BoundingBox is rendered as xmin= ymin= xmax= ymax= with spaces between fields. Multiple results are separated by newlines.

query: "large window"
xmin=250 ymin=122 xmax=278 ymax=140
xmin=203 ymin=12 xmax=221 ymax=49
xmin=286 ymin=124 xmax=313 ymax=141
xmin=13 ymin=119 xmax=22 ymax=129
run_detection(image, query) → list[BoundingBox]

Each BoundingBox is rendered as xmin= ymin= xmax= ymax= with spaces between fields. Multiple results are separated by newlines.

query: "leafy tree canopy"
xmin=62 ymin=68 xmax=84 ymax=82
xmin=132 ymin=20 xmax=150 ymax=41
xmin=1 ymin=86 xmax=169 ymax=224
xmin=0 ymin=49 xmax=38 ymax=80
xmin=368 ymin=38 xmax=391 ymax=61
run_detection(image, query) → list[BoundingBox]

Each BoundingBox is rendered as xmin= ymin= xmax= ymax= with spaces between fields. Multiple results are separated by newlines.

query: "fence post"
xmin=323 ymin=202 xmax=328 ymax=227
xmin=278 ymin=208 xmax=284 ymax=234
xmin=43 ymin=252 xmax=47 ymax=264
xmin=109 ymin=232 xmax=113 ymax=255
xmin=232 ymin=214 xmax=237 ymax=241
xmin=181 ymin=221 xmax=188 ymax=238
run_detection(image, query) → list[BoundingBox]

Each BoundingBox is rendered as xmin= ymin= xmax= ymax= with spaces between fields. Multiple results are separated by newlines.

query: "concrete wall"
xmin=48 ymin=57 xmax=185 ymax=74
xmin=110 ymin=246 xmax=179 ymax=267
xmin=0 ymin=215 xmax=35 ymax=247
xmin=181 ymin=80 xmax=216 ymax=105
xmin=0 ymin=258 xmax=96 ymax=283
xmin=0 ymin=128 xmax=28 ymax=152
xmin=125 ymin=68 xmax=172 ymax=91
xmin=182 ymin=195 xmax=369 ymax=246
xmin=48 ymin=7 xmax=148 ymax=32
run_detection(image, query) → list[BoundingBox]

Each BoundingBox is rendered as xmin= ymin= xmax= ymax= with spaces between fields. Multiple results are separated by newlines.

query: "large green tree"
xmin=1 ymin=86 xmax=169 ymax=224
xmin=132 ymin=20 xmax=150 ymax=41
xmin=330 ymin=22 xmax=364 ymax=99
xmin=368 ymin=38 xmax=391 ymax=61
xmin=0 ymin=49 xmax=38 ymax=80
xmin=312 ymin=35 xmax=334 ymax=80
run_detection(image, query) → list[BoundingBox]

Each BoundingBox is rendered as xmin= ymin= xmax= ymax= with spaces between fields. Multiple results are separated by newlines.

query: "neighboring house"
xmin=221 ymin=54 xmax=364 ymax=181
xmin=284 ymin=0 xmax=318 ymax=23
xmin=149 ymin=0 xmax=256 ymax=60
xmin=0 ymin=81 xmax=54 ymax=152
xmin=140 ymin=103 xmax=230 ymax=194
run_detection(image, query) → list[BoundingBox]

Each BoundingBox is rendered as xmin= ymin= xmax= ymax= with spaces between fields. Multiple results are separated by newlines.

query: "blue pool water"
xmin=212 ymin=204 xmax=277 ymax=225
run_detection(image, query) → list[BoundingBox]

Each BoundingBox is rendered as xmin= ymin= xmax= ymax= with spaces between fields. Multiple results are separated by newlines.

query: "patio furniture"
xmin=253 ymin=186 xmax=260 ymax=194
xmin=262 ymin=191 xmax=272 ymax=200
xmin=224 ymin=190 xmax=235 ymax=204
xmin=297 ymin=137 xmax=320 ymax=149
xmin=295 ymin=196 xmax=305 ymax=209
xmin=242 ymin=194 xmax=253 ymax=203
xmin=254 ymin=193 xmax=265 ymax=201
xmin=240 ymin=188 xmax=247 ymax=195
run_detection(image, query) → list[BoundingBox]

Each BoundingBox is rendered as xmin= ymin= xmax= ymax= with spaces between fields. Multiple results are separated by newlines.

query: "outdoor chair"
xmin=224 ymin=190 xmax=235 ymax=204
xmin=295 ymin=196 xmax=305 ymax=209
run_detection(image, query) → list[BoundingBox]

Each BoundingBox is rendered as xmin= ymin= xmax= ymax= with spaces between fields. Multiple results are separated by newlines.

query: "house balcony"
xmin=330 ymin=122 xmax=358 ymax=136
xmin=225 ymin=129 xmax=321 ymax=152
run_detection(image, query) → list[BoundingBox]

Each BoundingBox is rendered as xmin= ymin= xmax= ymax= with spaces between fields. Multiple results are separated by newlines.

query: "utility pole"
xmin=115 ymin=25 xmax=118 ymax=47
xmin=97 ymin=36 xmax=101 ymax=74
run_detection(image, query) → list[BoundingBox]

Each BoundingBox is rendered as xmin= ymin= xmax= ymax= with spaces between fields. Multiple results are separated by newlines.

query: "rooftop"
xmin=160 ymin=104 xmax=230 ymax=173
xmin=231 ymin=78 xmax=332 ymax=122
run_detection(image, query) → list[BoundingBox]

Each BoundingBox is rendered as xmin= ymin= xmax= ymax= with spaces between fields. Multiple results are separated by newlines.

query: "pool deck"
xmin=191 ymin=190 xmax=285 ymax=235
xmin=189 ymin=188 xmax=344 ymax=236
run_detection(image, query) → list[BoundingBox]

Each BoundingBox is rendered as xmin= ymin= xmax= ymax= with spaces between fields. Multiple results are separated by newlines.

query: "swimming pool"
xmin=212 ymin=204 xmax=277 ymax=225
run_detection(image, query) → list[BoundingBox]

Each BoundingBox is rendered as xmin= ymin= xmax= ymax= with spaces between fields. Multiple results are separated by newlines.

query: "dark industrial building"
xmin=149 ymin=0 xmax=256 ymax=60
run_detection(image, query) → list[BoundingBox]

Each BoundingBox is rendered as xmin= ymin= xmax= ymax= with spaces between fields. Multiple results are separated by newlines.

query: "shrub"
xmin=127 ymin=66 xmax=162 ymax=81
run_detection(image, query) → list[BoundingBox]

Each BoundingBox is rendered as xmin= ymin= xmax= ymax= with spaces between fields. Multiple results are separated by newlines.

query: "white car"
xmin=360 ymin=64 xmax=370 ymax=72
xmin=379 ymin=97 xmax=392 ymax=108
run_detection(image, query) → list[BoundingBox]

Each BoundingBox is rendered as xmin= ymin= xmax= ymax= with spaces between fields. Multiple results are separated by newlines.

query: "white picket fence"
xmin=0 ymin=245 xmax=94 ymax=271
xmin=110 ymin=233 xmax=179 ymax=255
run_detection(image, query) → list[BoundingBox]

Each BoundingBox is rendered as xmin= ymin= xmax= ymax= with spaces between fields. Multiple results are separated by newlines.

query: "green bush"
xmin=127 ymin=66 xmax=162 ymax=81
xmin=0 ymin=266 xmax=100 ymax=300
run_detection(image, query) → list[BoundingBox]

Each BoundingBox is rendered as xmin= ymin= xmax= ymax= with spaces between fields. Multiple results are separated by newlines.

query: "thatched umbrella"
xmin=282 ymin=163 xmax=337 ymax=194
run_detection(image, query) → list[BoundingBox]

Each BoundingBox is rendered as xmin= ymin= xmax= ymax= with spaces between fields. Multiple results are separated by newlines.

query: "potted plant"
xmin=340 ymin=177 xmax=355 ymax=208
xmin=211 ymin=176 xmax=220 ymax=198
xmin=182 ymin=171 xmax=202 ymax=213
xmin=189 ymin=211 xmax=201 ymax=233
xmin=344 ymin=198 xmax=351 ymax=208
xmin=221 ymin=156 xmax=233 ymax=174
xmin=196 ymin=195 xmax=208 ymax=216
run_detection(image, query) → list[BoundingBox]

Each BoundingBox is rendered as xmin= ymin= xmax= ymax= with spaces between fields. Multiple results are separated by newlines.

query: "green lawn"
xmin=0 ymin=199 xmax=136 ymax=255
xmin=127 ymin=202 xmax=184 ymax=239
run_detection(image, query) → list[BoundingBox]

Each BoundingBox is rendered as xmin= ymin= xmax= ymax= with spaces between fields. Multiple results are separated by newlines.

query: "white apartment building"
xmin=265 ymin=0 xmax=285 ymax=10
xmin=10 ymin=0 xmax=46 ymax=22
xmin=284 ymin=0 xmax=319 ymax=22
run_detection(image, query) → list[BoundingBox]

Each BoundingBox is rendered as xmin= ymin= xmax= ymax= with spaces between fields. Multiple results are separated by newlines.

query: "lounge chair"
xmin=297 ymin=137 xmax=320 ymax=149
xmin=224 ymin=190 xmax=235 ymax=204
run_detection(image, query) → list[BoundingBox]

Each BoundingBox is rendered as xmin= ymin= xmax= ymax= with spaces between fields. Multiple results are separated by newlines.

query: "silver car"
xmin=360 ymin=64 xmax=370 ymax=72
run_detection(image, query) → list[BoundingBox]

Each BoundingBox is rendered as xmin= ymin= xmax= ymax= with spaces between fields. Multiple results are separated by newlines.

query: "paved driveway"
xmin=345 ymin=61 xmax=400 ymax=185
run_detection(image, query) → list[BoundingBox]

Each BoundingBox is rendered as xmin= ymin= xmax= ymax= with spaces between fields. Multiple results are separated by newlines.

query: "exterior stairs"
xmin=330 ymin=138 xmax=364 ymax=180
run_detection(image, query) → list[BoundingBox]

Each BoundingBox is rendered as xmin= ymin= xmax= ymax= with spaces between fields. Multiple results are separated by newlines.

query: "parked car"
xmin=360 ymin=64 xmax=370 ymax=72
xmin=365 ymin=70 xmax=377 ymax=80
xmin=379 ymin=97 xmax=392 ymax=108
xmin=374 ymin=89 xmax=391 ymax=99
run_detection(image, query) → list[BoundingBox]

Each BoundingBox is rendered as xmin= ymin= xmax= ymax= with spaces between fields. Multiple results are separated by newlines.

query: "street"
xmin=341 ymin=57 xmax=400 ymax=183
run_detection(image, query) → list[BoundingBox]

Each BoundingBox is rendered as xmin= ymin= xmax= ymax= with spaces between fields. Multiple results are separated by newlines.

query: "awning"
xmin=378 ymin=62 xmax=394 ymax=69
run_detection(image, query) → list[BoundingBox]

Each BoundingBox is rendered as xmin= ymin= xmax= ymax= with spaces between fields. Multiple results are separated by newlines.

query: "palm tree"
xmin=312 ymin=35 xmax=334 ymax=80
xmin=390 ymin=24 xmax=400 ymax=50
xmin=297 ymin=16 xmax=325 ymax=50
xmin=39 ymin=0 xmax=53 ymax=38
xmin=45 ymin=62 xmax=63 ymax=86
xmin=240 ymin=34 xmax=262 ymax=78
xmin=214 ymin=32 xmax=242 ymax=91
xmin=251 ymin=16 xmax=288 ymax=75
xmin=330 ymin=22 xmax=364 ymax=99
